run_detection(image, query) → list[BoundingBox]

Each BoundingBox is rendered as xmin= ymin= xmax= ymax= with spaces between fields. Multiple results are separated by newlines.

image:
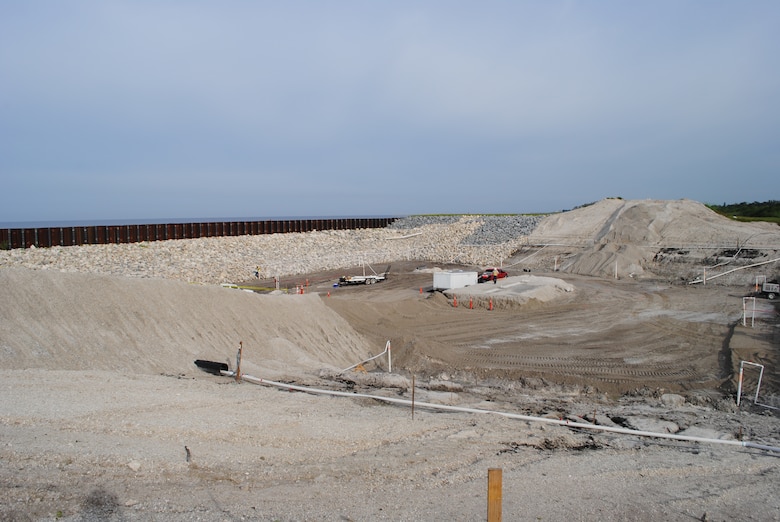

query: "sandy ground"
xmin=2 ymin=199 xmax=780 ymax=521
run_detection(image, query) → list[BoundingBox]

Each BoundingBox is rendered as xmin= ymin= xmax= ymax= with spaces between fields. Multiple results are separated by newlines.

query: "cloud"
xmin=1 ymin=1 xmax=778 ymax=222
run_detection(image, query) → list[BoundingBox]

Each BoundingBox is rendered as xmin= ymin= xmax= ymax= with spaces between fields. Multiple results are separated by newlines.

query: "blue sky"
xmin=1 ymin=1 xmax=778 ymax=224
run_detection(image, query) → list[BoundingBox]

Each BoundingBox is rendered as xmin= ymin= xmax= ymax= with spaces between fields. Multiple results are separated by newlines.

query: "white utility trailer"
xmin=433 ymin=270 xmax=478 ymax=290
xmin=338 ymin=263 xmax=390 ymax=286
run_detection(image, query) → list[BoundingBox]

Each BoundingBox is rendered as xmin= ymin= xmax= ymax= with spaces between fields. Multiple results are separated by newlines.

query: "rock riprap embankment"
xmin=0 ymin=215 xmax=543 ymax=285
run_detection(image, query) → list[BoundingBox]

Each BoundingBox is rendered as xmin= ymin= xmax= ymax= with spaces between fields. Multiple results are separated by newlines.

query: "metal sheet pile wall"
xmin=0 ymin=217 xmax=398 ymax=249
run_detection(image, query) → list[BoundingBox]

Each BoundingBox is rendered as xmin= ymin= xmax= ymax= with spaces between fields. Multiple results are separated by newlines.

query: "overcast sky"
xmin=1 ymin=1 xmax=778 ymax=224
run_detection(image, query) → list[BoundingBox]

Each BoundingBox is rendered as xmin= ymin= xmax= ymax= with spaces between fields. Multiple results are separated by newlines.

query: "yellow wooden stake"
xmin=487 ymin=468 xmax=502 ymax=522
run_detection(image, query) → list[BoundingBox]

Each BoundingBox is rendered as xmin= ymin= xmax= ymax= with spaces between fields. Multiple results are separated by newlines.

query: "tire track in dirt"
xmin=321 ymin=261 xmax=774 ymax=395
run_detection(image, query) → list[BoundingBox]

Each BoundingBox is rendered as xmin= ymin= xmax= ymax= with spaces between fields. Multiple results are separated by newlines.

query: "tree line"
xmin=707 ymin=200 xmax=780 ymax=223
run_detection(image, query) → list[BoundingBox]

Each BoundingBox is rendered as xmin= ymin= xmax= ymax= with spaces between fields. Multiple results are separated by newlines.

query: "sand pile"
xmin=2 ymin=199 xmax=780 ymax=521
xmin=448 ymin=274 xmax=575 ymax=304
xmin=528 ymin=199 xmax=780 ymax=279
xmin=0 ymin=267 xmax=372 ymax=379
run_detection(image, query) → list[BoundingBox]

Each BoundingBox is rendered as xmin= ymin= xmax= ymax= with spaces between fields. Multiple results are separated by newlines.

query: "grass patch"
xmin=730 ymin=216 xmax=780 ymax=225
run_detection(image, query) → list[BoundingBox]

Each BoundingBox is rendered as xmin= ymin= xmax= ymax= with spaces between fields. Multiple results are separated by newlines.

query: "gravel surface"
xmin=0 ymin=215 xmax=543 ymax=285
xmin=2 ymin=201 xmax=780 ymax=521
xmin=388 ymin=214 xmax=544 ymax=245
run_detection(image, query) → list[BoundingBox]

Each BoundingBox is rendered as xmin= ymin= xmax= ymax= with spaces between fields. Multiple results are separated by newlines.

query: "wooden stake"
xmin=487 ymin=468 xmax=502 ymax=522
xmin=411 ymin=375 xmax=416 ymax=419
xmin=235 ymin=341 xmax=243 ymax=382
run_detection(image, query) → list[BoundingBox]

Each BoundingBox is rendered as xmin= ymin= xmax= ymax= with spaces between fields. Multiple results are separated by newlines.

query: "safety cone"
xmin=489 ymin=298 xmax=493 ymax=311
xmin=469 ymin=297 xmax=473 ymax=309
xmin=453 ymin=295 xmax=458 ymax=307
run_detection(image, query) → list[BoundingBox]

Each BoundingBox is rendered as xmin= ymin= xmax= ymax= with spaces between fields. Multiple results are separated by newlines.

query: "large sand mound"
xmin=527 ymin=199 xmax=780 ymax=279
xmin=0 ymin=268 xmax=372 ymax=378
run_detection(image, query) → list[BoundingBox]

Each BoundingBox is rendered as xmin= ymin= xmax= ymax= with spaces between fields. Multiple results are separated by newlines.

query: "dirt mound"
xmin=0 ymin=267 xmax=372 ymax=379
xmin=527 ymin=199 xmax=780 ymax=279
xmin=2 ymin=202 xmax=780 ymax=521
xmin=448 ymin=274 xmax=575 ymax=304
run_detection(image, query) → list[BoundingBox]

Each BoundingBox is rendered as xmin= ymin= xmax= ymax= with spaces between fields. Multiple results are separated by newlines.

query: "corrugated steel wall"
xmin=0 ymin=218 xmax=398 ymax=249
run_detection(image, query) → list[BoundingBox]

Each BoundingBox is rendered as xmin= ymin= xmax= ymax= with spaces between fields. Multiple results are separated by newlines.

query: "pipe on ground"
xmin=222 ymin=371 xmax=780 ymax=454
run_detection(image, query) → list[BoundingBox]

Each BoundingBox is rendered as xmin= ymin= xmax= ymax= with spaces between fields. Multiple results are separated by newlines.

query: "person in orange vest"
xmin=492 ymin=267 xmax=499 ymax=284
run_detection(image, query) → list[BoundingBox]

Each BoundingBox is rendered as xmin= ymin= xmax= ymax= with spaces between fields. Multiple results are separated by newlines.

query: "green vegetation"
xmin=707 ymin=200 xmax=780 ymax=225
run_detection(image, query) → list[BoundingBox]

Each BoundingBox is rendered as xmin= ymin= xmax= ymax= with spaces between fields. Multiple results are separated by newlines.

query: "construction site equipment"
xmin=193 ymin=362 xmax=780 ymax=453
xmin=433 ymin=270 xmax=478 ymax=290
xmin=341 ymin=340 xmax=392 ymax=373
xmin=338 ymin=263 xmax=390 ymax=286
xmin=194 ymin=359 xmax=228 ymax=375
xmin=758 ymin=281 xmax=779 ymax=300
xmin=753 ymin=275 xmax=779 ymax=299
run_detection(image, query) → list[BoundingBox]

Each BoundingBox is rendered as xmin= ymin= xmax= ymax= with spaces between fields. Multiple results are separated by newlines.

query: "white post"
xmin=743 ymin=297 xmax=756 ymax=328
xmin=387 ymin=340 xmax=392 ymax=373
xmin=737 ymin=361 xmax=767 ymax=407
xmin=754 ymin=364 xmax=765 ymax=404
xmin=751 ymin=297 xmax=756 ymax=328
xmin=737 ymin=362 xmax=744 ymax=406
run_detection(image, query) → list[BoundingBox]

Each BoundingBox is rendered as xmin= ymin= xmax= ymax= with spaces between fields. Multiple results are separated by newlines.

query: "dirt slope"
xmin=1 ymin=199 xmax=780 ymax=521
xmin=0 ymin=267 xmax=372 ymax=379
xmin=525 ymin=199 xmax=780 ymax=280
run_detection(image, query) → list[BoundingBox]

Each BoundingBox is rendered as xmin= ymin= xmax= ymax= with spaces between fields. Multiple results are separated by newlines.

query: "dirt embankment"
xmin=523 ymin=199 xmax=780 ymax=282
xmin=0 ymin=267 xmax=373 ymax=381
xmin=1 ymin=198 xmax=779 ymax=521
xmin=4 ymin=198 xmax=779 ymax=399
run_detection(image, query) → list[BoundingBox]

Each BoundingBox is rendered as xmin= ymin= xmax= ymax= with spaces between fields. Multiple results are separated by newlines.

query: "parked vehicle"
xmin=477 ymin=268 xmax=508 ymax=283
xmin=338 ymin=263 xmax=390 ymax=286
xmin=758 ymin=280 xmax=779 ymax=300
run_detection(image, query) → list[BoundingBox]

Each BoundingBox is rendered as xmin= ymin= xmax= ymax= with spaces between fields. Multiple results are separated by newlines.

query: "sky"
xmin=1 ymin=1 xmax=778 ymax=224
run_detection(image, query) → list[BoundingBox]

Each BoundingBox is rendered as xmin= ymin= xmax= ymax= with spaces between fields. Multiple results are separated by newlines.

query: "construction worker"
xmin=492 ymin=267 xmax=499 ymax=284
